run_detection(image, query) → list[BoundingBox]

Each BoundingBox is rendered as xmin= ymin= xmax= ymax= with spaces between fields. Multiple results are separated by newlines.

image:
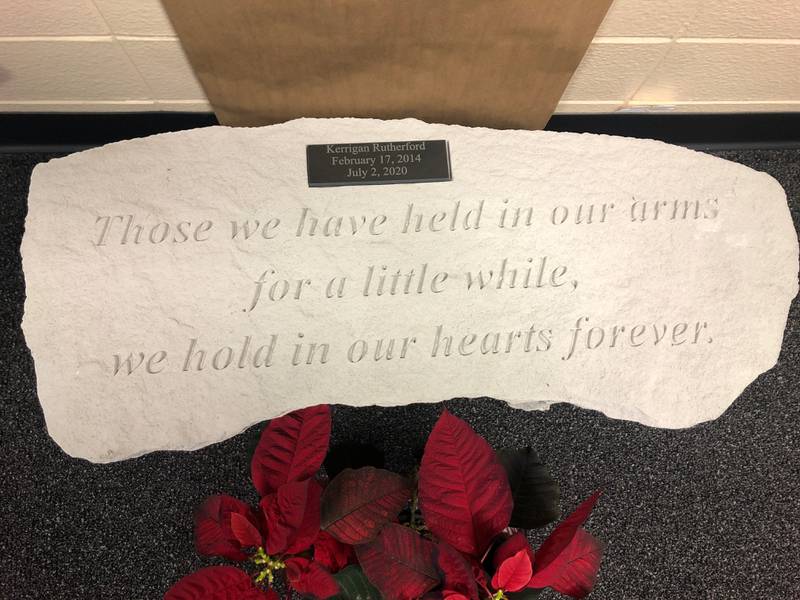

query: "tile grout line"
xmin=3 ymin=100 xmax=798 ymax=112
xmin=676 ymin=37 xmax=800 ymax=45
xmin=627 ymin=100 xmax=800 ymax=106
xmin=0 ymin=100 xmax=155 ymax=105
xmin=1 ymin=35 xmax=798 ymax=45
xmin=592 ymin=36 xmax=672 ymax=44
xmin=0 ymin=35 xmax=115 ymax=42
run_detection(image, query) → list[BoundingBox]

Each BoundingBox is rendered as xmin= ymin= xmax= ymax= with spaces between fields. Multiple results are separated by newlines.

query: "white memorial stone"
xmin=22 ymin=118 xmax=799 ymax=462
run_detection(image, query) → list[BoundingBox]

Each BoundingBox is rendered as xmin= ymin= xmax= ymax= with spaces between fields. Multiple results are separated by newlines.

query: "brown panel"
xmin=161 ymin=0 xmax=613 ymax=129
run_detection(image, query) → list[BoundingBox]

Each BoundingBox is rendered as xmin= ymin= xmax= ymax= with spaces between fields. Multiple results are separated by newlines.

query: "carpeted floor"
xmin=1 ymin=148 xmax=798 ymax=600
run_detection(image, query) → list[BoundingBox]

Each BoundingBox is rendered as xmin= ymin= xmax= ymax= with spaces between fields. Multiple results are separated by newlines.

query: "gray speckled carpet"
xmin=1 ymin=148 xmax=798 ymax=600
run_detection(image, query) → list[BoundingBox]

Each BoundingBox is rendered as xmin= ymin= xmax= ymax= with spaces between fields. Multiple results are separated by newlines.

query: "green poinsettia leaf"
xmin=332 ymin=565 xmax=383 ymax=600
xmin=324 ymin=442 xmax=385 ymax=479
xmin=497 ymin=447 xmax=560 ymax=529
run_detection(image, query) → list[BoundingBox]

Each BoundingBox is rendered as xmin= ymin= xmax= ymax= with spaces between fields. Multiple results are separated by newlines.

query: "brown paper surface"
xmin=161 ymin=0 xmax=612 ymax=129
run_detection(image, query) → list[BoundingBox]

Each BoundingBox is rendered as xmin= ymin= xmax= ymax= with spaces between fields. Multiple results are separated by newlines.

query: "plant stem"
xmin=410 ymin=489 xmax=419 ymax=530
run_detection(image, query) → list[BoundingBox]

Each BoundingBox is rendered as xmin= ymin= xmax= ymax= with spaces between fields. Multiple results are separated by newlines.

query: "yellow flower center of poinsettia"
xmin=492 ymin=590 xmax=507 ymax=600
xmin=251 ymin=547 xmax=286 ymax=585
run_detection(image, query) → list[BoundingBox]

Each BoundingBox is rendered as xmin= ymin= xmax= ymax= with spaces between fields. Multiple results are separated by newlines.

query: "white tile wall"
xmin=561 ymin=40 xmax=672 ymax=101
xmin=119 ymin=38 xmax=204 ymax=99
xmin=91 ymin=0 xmax=174 ymax=36
xmin=597 ymin=0 xmax=700 ymax=37
xmin=685 ymin=0 xmax=800 ymax=38
xmin=0 ymin=0 xmax=109 ymax=36
xmin=0 ymin=39 xmax=148 ymax=101
xmin=554 ymin=101 xmax=624 ymax=114
xmin=0 ymin=0 xmax=797 ymax=114
xmin=634 ymin=41 xmax=800 ymax=102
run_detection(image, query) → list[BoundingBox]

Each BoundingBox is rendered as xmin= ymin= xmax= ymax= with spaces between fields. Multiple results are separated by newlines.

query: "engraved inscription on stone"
xmin=21 ymin=118 xmax=799 ymax=462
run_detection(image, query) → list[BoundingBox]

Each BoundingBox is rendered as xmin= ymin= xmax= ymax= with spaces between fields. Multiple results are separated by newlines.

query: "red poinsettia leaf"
xmin=251 ymin=405 xmax=331 ymax=496
xmin=532 ymin=491 xmax=601 ymax=575
xmin=356 ymin=523 xmax=441 ymax=600
xmin=443 ymin=595 xmax=470 ymax=600
xmin=261 ymin=479 xmax=322 ymax=554
xmin=230 ymin=512 xmax=262 ymax=548
xmin=285 ymin=480 xmax=323 ymax=554
xmin=314 ymin=530 xmax=356 ymax=573
xmin=492 ymin=549 xmax=533 ymax=593
xmin=418 ymin=411 xmax=513 ymax=556
xmin=492 ymin=532 xmax=535 ymax=571
xmin=321 ymin=467 xmax=412 ymax=544
xmin=527 ymin=529 xmax=603 ymax=598
xmin=194 ymin=495 xmax=260 ymax=561
xmin=437 ymin=542 xmax=479 ymax=600
xmin=164 ymin=566 xmax=274 ymax=600
xmin=260 ymin=495 xmax=285 ymax=553
xmin=285 ymin=557 xmax=340 ymax=599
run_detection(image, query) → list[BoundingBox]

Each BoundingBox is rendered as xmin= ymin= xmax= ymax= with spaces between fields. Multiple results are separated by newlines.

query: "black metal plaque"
xmin=306 ymin=140 xmax=452 ymax=187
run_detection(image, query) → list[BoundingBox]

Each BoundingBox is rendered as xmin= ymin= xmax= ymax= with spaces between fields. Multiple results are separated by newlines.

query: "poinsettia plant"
xmin=165 ymin=406 xmax=604 ymax=600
